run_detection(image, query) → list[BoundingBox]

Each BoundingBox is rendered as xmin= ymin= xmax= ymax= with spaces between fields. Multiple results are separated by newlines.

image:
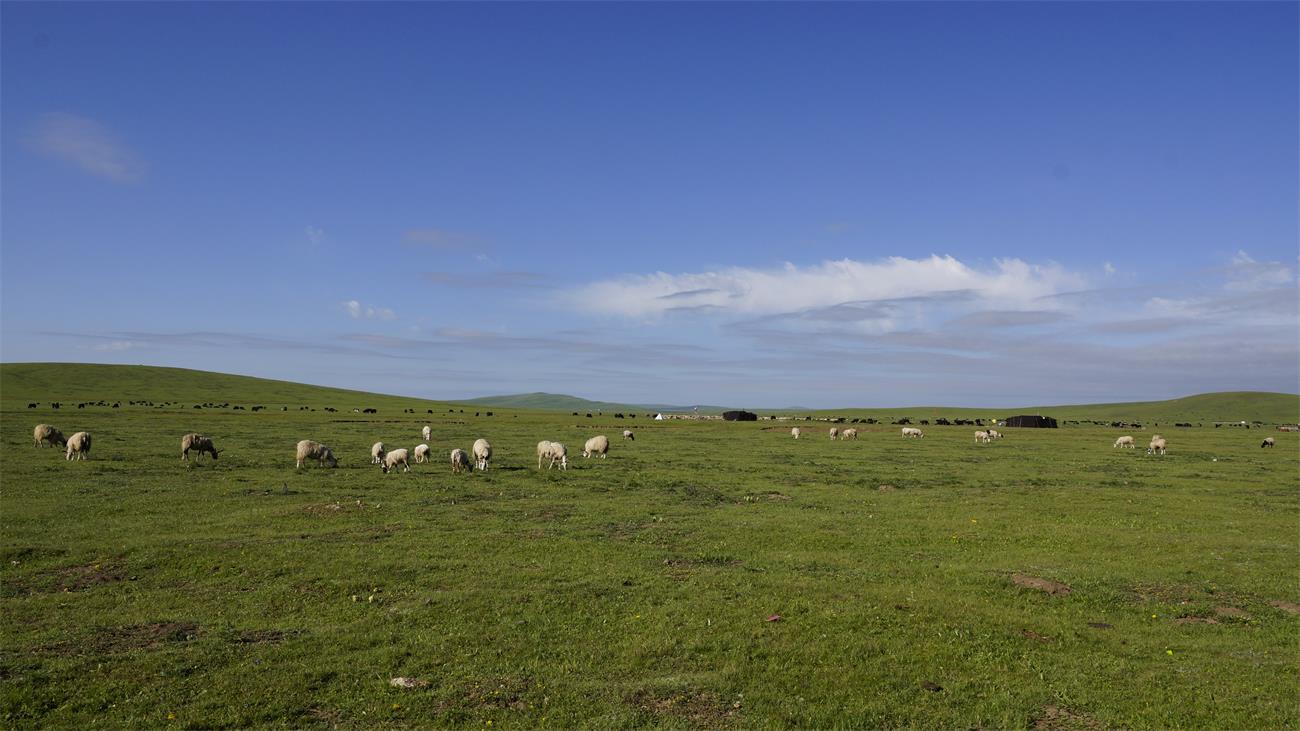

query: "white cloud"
xmin=305 ymin=226 xmax=325 ymax=245
xmin=1224 ymin=250 xmax=1293 ymax=292
xmin=1103 ymin=261 xmax=1116 ymax=276
xmin=342 ymin=299 xmax=396 ymax=321
xmin=28 ymin=112 xmax=145 ymax=183
xmin=565 ymin=255 xmax=1086 ymax=319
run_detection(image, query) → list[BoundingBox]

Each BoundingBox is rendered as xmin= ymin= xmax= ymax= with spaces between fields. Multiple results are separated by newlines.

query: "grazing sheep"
xmin=1261 ymin=437 xmax=1276 ymax=448
xmin=472 ymin=438 xmax=492 ymax=471
xmin=828 ymin=427 xmax=839 ymax=440
xmin=583 ymin=435 xmax=610 ymax=459
xmin=1147 ymin=436 xmax=1167 ymax=456
xmin=296 ymin=440 xmax=338 ymax=469
xmin=791 ymin=427 xmax=801 ymax=439
xmin=370 ymin=441 xmax=387 ymax=464
xmin=841 ymin=428 xmax=858 ymax=440
xmin=422 ymin=425 xmax=431 ymax=442
xmin=987 ymin=429 xmax=1002 ymax=439
xmin=33 ymin=424 xmax=66 ymax=448
xmin=65 ymin=431 xmax=91 ymax=461
xmin=1114 ymin=436 xmax=1135 ymax=449
xmin=974 ymin=430 xmax=990 ymax=443
xmin=537 ymin=440 xmax=567 ymax=470
xmin=414 ymin=443 xmax=431 ymax=463
xmin=623 ymin=430 xmax=635 ymax=441
xmin=181 ymin=433 xmax=220 ymax=461
xmin=451 ymin=448 xmax=470 ymax=473
xmin=901 ymin=427 xmax=924 ymax=438
xmin=381 ymin=448 xmax=410 ymax=473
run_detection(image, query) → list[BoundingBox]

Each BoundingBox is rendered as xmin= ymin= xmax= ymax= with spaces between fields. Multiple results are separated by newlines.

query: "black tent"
xmin=1005 ymin=414 xmax=1058 ymax=428
xmin=722 ymin=410 xmax=758 ymax=421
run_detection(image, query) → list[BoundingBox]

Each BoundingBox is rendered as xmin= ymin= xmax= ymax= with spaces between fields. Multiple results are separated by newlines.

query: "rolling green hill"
xmin=453 ymin=391 xmax=733 ymax=414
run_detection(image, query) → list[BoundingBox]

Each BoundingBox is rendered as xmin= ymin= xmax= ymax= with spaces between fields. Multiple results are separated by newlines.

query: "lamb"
xmin=422 ymin=425 xmax=431 ymax=442
xmin=381 ymin=448 xmax=410 ymax=473
xmin=472 ymin=438 xmax=492 ymax=471
xmin=901 ymin=427 xmax=924 ymax=438
xmin=181 ymin=433 xmax=220 ymax=461
xmin=974 ymin=430 xmax=990 ymax=443
xmin=33 ymin=424 xmax=66 ymax=448
xmin=370 ymin=441 xmax=387 ymax=464
xmin=65 ymin=431 xmax=91 ymax=460
xmin=583 ymin=435 xmax=610 ymax=459
xmin=987 ymin=429 xmax=1002 ymax=439
xmin=450 ymin=448 xmax=471 ymax=473
xmin=791 ymin=427 xmax=801 ymax=439
xmin=841 ymin=428 xmax=858 ymax=440
xmin=623 ymin=430 xmax=635 ymax=441
xmin=828 ymin=427 xmax=839 ymax=440
xmin=1147 ymin=436 xmax=1167 ymax=456
xmin=296 ymin=439 xmax=338 ymax=469
xmin=1261 ymin=437 xmax=1275 ymax=448
xmin=537 ymin=440 xmax=567 ymax=470
xmin=1114 ymin=436 xmax=1135 ymax=449
xmin=414 ymin=443 xmax=430 ymax=463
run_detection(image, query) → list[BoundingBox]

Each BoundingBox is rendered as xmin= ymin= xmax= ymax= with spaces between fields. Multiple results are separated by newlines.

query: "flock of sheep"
xmin=796 ymin=424 xmax=1183 ymax=455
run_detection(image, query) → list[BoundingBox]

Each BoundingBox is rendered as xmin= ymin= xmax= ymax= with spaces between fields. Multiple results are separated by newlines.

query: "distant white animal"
xmin=901 ymin=427 xmax=924 ymax=438
xmin=791 ymin=427 xmax=801 ymax=439
xmin=829 ymin=427 xmax=839 ymax=440
xmin=381 ymin=448 xmax=410 ymax=473
xmin=1114 ymin=436 xmax=1135 ymax=449
xmin=472 ymin=438 xmax=492 ymax=471
xmin=1147 ymin=436 xmax=1167 ymax=455
xmin=974 ymin=430 xmax=990 ymax=443
xmin=583 ymin=435 xmax=610 ymax=459
xmin=841 ymin=428 xmax=858 ymax=440
xmin=987 ymin=429 xmax=1002 ymax=439
xmin=450 ymin=448 xmax=470 ymax=473
xmin=296 ymin=439 xmax=338 ymax=469
xmin=65 ymin=431 xmax=92 ymax=461
xmin=1261 ymin=437 xmax=1275 ymax=448
xmin=370 ymin=441 xmax=387 ymax=464
xmin=413 ymin=443 xmax=430 ymax=463
xmin=33 ymin=424 xmax=66 ymax=448
xmin=422 ymin=425 xmax=431 ymax=442
xmin=623 ymin=430 xmax=635 ymax=441
xmin=181 ymin=433 xmax=220 ymax=461
xmin=537 ymin=440 xmax=567 ymax=470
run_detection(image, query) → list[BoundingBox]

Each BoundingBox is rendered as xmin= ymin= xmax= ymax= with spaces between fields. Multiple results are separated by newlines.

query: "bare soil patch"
xmin=1213 ymin=606 xmax=1252 ymax=620
xmin=626 ymin=688 xmax=741 ymax=727
xmin=44 ymin=621 xmax=201 ymax=656
xmin=1268 ymin=600 xmax=1300 ymax=614
xmin=444 ymin=675 xmax=533 ymax=711
xmin=1032 ymin=705 xmax=1106 ymax=730
xmin=1012 ymin=573 xmax=1072 ymax=596
xmin=1021 ymin=629 xmax=1053 ymax=642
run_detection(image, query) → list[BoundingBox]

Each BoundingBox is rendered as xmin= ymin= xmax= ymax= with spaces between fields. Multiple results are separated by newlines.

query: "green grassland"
xmin=1 ymin=364 xmax=1297 ymax=729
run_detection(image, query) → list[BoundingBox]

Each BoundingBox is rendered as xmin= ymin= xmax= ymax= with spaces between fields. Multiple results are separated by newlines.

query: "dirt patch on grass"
xmin=626 ymin=689 xmax=741 ymax=727
xmin=1021 ymin=629 xmax=1053 ymax=642
xmin=443 ymin=675 xmax=533 ymax=711
xmin=1032 ymin=705 xmax=1105 ymax=730
xmin=44 ymin=621 xmax=201 ymax=656
xmin=1213 ymin=606 xmax=1252 ymax=620
xmin=1128 ymin=583 xmax=1197 ymax=604
xmin=1268 ymin=600 xmax=1300 ymax=614
xmin=5 ymin=558 xmax=127 ymax=597
xmin=233 ymin=628 xmax=302 ymax=644
xmin=1012 ymin=573 xmax=1072 ymax=596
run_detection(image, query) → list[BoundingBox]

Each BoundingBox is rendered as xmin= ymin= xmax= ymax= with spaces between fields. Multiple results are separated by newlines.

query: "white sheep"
xmin=33 ymin=424 xmax=66 ymax=448
xmin=841 ymin=428 xmax=858 ymax=440
xmin=370 ymin=441 xmax=387 ymax=464
xmin=974 ymin=430 xmax=990 ymax=443
xmin=296 ymin=439 xmax=338 ymax=469
xmin=537 ymin=440 xmax=567 ymax=470
xmin=987 ymin=429 xmax=1002 ymax=439
xmin=414 ymin=443 xmax=430 ymax=463
xmin=623 ymin=430 xmax=635 ymax=441
xmin=65 ymin=431 xmax=92 ymax=461
xmin=583 ymin=435 xmax=610 ymax=459
xmin=1114 ymin=436 xmax=1135 ymax=449
xmin=381 ymin=448 xmax=410 ymax=473
xmin=181 ymin=433 xmax=220 ymax=461
xmin=901 ymin=427 xmax=924 ymax=438
xmin=472 ymin=438 xmax=492 ymax=471
xmin=451 ymin=448 xmax=470 ymax=473
xmin=422 ymin=425 xmax=431 ymax=442
xmin=1147 ymin=436 xmax=1167 ymax=456
xmin=791 ymin=427 xmax=801 ymax=440
xmin=828 ymin=427 xmax=839 ymax=440
xmin=1261 ymin=437 xmax=1275 ymax=448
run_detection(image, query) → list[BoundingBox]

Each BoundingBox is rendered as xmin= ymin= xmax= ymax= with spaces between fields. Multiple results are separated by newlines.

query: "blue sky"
xmin=2 ymin=2 xmax=1296 ymax=408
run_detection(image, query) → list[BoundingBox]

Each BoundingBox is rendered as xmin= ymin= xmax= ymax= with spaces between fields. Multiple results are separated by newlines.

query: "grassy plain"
xmin=1 ymin=364 xmax=1297 ymax=729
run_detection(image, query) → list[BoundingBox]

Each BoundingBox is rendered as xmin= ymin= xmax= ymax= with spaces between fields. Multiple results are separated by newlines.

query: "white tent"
xmin=654 ymin=413 xmax=664 ymax=421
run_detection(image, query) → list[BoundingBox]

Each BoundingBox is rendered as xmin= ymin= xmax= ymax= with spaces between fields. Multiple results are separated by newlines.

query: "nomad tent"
xmin=1005 ymin=415 xmax=1058 ymax=428
xmin=722 ymin=410 xmax=758 ymax=421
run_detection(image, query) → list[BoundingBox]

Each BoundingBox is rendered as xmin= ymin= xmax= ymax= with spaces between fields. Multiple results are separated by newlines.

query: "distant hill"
xmin=452 ymin=392 xmax=734 ymax=414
